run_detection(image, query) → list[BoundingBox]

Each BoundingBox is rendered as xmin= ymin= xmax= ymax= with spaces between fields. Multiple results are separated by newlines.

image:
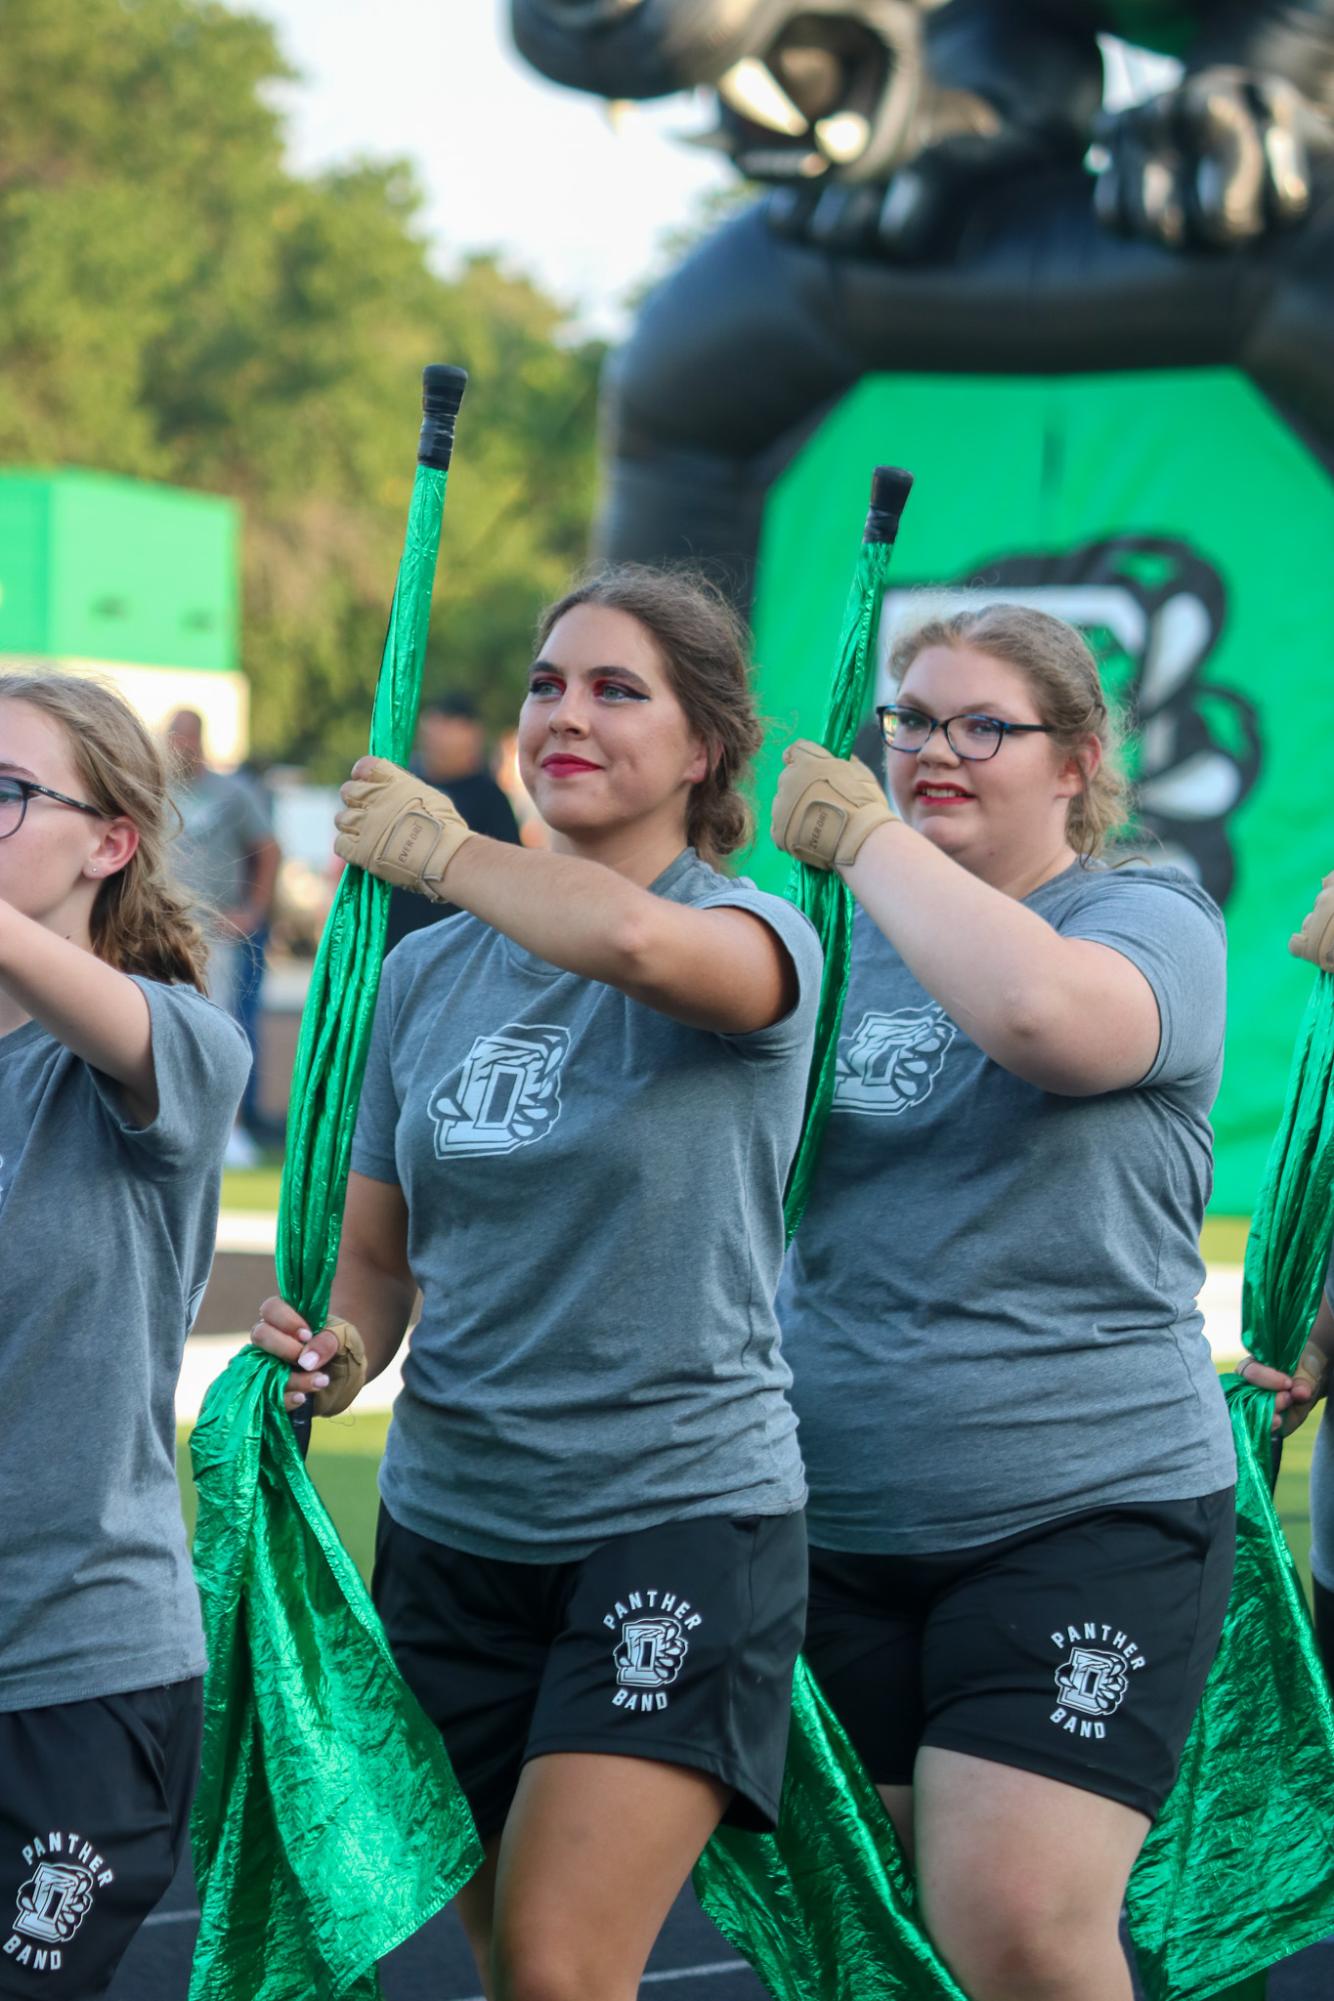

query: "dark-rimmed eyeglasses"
xmin=0 ymin=775 xmax=103 ymax=840
xmin=876 ymin=704 xmax=1056 ymax=763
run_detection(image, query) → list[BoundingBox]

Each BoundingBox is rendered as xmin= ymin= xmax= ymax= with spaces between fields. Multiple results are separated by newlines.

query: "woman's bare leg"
xmin=914 ymin=1747 xmax=1147 ymax=2001
xmin=489 ymin=1752 xmax=730 ymax=2001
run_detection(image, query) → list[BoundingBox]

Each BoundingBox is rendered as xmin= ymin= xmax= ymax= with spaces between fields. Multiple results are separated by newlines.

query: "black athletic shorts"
xmin=0 ymin=1678 xmax=201 ymax=1999
xmin=372 ymin=1505 xmax=807 ymax=1840
xmin=804 ymin=1490 xmax=1235 ymax=1820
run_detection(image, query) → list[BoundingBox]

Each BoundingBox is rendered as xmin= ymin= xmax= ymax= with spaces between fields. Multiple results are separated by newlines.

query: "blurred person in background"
xmin=233 ymin=756 xmax=281 ymax=1143
xmin=383 ymin=693 xmax=520 ymax=951
xmin=494 ymin=725 xmax=550 ymax=850
xmin=167 ymin=709 xmax=280 ymax=1166
xmin=0 ymin=673 xmax=248 ymax=1999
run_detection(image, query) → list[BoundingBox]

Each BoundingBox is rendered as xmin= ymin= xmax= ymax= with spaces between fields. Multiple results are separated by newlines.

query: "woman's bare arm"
xmin=0 ymin=900 xmax=156 ymax=1120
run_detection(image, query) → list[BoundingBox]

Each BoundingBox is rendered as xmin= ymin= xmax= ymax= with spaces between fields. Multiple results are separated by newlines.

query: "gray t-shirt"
xmin=778 ymin=863 xmax=1236 ymax=1554
xmin=0 ymin=981 xmax=249 ymax=1709
xmin=350 ymin=848 xmax=822 ymax=1561
xmin=172 ymin=767 xmax=271 ymax=918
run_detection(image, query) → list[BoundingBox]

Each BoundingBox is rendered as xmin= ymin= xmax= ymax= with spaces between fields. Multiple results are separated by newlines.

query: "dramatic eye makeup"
xmin=592 ymin=677 xmax=649 ymax=702
xmin=526 ymin=664 xmax=652 ymax=701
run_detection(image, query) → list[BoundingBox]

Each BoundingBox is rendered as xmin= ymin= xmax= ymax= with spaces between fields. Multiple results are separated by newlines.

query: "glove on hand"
xmin=771 ymin=740 xmax=896 ymax=870
xmin=334 ymin=757 xmax=473 ymax=902
xmin=309 ymin=1315 xmax=368 ymax=1419
xmin=1289 ymin=875 xmax=1334 ymax=972
xmin=1293 ymin=1341 xmax=1330 ymax=1406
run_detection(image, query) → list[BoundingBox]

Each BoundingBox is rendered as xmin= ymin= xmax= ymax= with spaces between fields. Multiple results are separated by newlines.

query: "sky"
xmin=255 ymin=0 xmax=732 ymax=335
xmin=251 ymin=5 xmax=1174 ymax=338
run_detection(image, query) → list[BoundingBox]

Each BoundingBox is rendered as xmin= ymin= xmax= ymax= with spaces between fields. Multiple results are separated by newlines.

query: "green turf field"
xmin=220 ymin=1162 xmax=285 ymax=1211
xmin=179 ymin=1406 xmax=1318 ymax=1600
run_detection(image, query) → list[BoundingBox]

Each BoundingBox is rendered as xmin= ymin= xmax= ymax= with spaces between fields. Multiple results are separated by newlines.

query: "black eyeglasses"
xmin=876 ymin=704 xmax=1056 ymax=763
xmin=0 ymin=775 xmax=102 ymax=840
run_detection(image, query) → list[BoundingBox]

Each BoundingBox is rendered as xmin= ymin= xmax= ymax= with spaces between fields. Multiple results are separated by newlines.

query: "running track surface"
xmin=112 ymin=1858 xmax=1331 ymax=1999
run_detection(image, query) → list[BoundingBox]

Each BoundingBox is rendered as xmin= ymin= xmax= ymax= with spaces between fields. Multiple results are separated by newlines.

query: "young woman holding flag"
xmin=0 ymin=673 xmax=248 ymax=1998
xmin=250 ymin=567 xmax=821 ymax=2001
xmin=770 ymin=604 xmax=1236 ymax=2001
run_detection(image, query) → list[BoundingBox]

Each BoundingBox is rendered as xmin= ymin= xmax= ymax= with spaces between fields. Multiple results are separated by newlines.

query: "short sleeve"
xmin=89 ymin=980 xmax=250 ymax=1174
xmin=700 ymin=887 xmax=825 ymax=1060
xmin=350 ymin=958 xmax=404 ymax=1184
xmin=228 ymin=778 xmax=272 ymax=853
xmin=1057 ymin=871 xmax=1227 ymax=1091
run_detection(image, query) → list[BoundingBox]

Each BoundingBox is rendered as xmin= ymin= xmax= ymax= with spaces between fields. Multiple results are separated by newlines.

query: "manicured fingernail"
xmin=298 ymin=1349 xmax=322 ymax=1372
xmin=289 ymin=1392 xmax=307 ymax=1408
xmin=309 ymin=1373 xmax=329 ymax=1389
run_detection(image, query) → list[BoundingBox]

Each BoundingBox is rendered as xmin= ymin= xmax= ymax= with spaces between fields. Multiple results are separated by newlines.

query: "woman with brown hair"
xmin=251 ymin=566 xmax=822 ymax=2001
xmin=0 ymin=673 xmax=248 ymax=1998
xmin=771 ymin=604 xmax=1235 ymax=2001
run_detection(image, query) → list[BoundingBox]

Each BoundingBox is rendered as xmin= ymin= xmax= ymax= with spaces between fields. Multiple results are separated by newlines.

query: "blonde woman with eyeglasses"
xmin=771 ymin=604 xmax=1235 ymax=2001
xmin=0 ymin=673 xmax=248 ymax=1999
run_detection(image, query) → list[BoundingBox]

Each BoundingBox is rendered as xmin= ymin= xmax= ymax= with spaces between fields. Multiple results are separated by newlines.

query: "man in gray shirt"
xmin=168 ymin=710 xmax=279 ymax=1163
xmin=167 ymin=709 xmax=280 ymax=1015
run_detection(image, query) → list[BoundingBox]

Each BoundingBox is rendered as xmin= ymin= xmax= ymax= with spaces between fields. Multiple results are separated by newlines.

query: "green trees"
xmin=0 ymin=0 xmax=604 ymax=769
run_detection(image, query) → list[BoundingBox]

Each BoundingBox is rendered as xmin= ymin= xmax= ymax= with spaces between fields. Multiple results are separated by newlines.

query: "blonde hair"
xmin=0 ymin=672 xmax=209 ymax=989
xmin=888 ymin=603 xmax=1131 ymax=859
xmin=536 ymin=565 xmax=762 ymax=864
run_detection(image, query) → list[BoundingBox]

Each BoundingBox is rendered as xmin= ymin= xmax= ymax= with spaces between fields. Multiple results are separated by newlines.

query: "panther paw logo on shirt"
xmin=1049 ymin=1621 xmax=1148 ymax=1740
xmin=833 ymin=1006 xmax=956 ymax=1117
xmin=430 ymin=1024 xmax=571 ymax=1158
xmin=603 ymin=1588 xmax=703 ymax=1711
xmin=5 ymin=1831 xmax=115 ymax=1974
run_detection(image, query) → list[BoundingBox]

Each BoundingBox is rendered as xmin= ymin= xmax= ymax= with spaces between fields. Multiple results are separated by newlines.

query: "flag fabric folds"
xmin=188 ymin=373 xmax=483 ymax=2001
xmin=188 ymin=1352 xmax=479 ymax=2001
xmin=1126 ymin=974 xmax=1334 ymax=1999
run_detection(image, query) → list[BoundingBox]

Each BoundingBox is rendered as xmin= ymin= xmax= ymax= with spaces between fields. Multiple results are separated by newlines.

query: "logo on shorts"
xmin=429 ymin=1024 xmax=571 ymax=1158
xmin=603 ymin=1588 xmax=703 ymax=1712
xmin=832 ymin=1006 xmax=956 ymax=1117
xmin=4 ymin=1831 xmax=115 ymax=1975
xmin=1049 ymin=1622 xmax=1148 ymax=1740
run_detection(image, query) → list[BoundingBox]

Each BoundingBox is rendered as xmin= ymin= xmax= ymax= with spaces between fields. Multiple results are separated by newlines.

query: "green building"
xmin=0 ymin=469 xmax=244 ymax=758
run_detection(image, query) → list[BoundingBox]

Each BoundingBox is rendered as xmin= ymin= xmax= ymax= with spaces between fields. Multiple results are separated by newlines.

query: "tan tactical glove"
xmin=309 ymin=1315 xmax=368 ymax=1419
xmin=771 ymin=739 xmax=896 ymax=870
xmin=334 ymin=757 xmax=474 ymax=902
xmin=1289 ymin=874 xmax=1334 ymax=972
xmin=1292 ymin=1339 xmax=1330 ymax=1407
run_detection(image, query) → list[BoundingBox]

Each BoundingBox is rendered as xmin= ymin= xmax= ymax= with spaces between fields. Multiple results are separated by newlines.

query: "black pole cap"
xmin=418 ymin=365 xmax=469 ymax=469
xmin=863 ymin=465 xmax=913 ymax=546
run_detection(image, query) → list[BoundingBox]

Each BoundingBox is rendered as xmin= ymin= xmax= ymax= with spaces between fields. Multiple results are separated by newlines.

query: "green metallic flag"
xmin=781 ymin=467 xmax=913 ymax=1241
xmin=188 ymin=367 xmax=482 ymax=2001
xmin=697 ymin=476 xmax=1334 ymax=2000
xmin=1126 ymin=972 xmax=1334 ymax=2000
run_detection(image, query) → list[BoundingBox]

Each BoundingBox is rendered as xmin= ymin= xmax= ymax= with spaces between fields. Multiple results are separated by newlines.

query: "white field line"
xmin=178 ymin=1268 xmax=1247 ymax=1423
xmin=178 ymin=1332 xmax=405 ymax=1420
xmin=213 ymin=1210 xmax=277 ymax=1254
